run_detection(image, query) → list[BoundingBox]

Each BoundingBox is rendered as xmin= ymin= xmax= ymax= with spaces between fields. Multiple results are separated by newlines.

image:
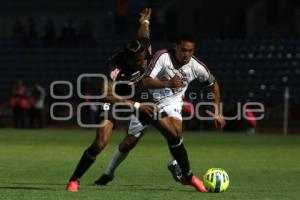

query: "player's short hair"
xmin=125 ymin=39 xmax=145 ymax=54
xmin=175 ymin=34 xmax=196 ymax=45
xmin=111 ymin=38 xmax=150 ymax=69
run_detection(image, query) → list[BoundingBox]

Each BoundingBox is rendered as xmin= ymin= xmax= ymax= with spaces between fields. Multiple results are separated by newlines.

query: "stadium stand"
xmin=1 ymin=37 xmax=299 ymax=103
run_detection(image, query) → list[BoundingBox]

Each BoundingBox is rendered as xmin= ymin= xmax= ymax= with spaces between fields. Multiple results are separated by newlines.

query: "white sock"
xmin=104 ymin=148 xmax=129 ymax=176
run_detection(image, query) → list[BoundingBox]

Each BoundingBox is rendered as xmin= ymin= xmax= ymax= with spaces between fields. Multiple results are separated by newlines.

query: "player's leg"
xmin=66 ymin=119 xmax=114 ymax=192
xmin=167 ymin=155 xmax=182 ymax=182
xmin=157 ymin=102 xmax=184 ymax=181
xmin=155 ymin=116 xmax=207 ymax=192
xmin=94 ymin=133 xmax=143 ymax=185
xmin=155 ymin=117 xmax=192 ymax=177
xmin=95 ymin=114 xmax=146 ymax=185
xmin=165 ymin=101 xmax=203 ymax=183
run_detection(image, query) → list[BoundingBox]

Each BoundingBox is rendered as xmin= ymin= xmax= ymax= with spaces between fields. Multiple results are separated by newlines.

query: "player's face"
xmin=175 ymin=41 xmax=195 ymax=65
xmin=128 ymin=51 xmax=147 ymax=70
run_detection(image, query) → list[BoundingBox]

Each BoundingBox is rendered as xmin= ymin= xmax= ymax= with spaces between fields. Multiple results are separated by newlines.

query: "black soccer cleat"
xmin=94 ymin=174 xmax=114 ymax=185
xmin=167 ymin=162 xmax=182 ymax=182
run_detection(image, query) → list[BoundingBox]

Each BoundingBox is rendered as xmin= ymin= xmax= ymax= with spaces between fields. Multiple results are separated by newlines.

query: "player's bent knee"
xmin=173 ymin=127 xmax=182 ymax=137
xmin=93 ymin=137 xmax=109 ymax=151
xmin=167 ymin=136 xmax=183 ymax=148
xmin=89 ymin=143 xmax=102 ymax=157
xmin=95 ymin=121 xmax=113 ymax=151
xmin=119 ymin=136 xmax=139 ymax=153
xmin=99 ymin=139 xmax=109 ymax=150
xmin=171 ymin=120 xmax=182 ymax=137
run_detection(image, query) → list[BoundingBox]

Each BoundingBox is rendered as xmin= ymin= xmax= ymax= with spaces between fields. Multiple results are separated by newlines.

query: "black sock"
xmin=168 ymin=138 xmax=193 ymax=180
xmin=69 ymin=145 xmax=100 ymax=181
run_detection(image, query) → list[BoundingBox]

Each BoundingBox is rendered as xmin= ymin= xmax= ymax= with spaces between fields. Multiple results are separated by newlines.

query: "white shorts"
xmin=158 ymin=97 xmax=183 ymax=121
xmin=127 ymin=98 xmax=183 ymax=137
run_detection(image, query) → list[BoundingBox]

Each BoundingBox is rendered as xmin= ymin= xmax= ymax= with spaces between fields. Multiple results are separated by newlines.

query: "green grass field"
xmin=0 ymin=129 xmax=299 ymax=200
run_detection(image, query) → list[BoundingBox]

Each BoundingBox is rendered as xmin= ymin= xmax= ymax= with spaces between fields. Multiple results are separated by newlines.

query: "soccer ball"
xmin=203 ymin=168 xmax=229 ymax=192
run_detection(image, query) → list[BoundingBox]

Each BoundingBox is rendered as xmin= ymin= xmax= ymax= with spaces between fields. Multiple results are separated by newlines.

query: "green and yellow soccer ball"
xmin=203 ymin=168 xmax=229 ymax=192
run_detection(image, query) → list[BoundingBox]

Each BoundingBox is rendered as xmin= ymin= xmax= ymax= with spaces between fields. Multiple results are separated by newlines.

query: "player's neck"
xmin=171 ymin=51 xmax=184 ymax=69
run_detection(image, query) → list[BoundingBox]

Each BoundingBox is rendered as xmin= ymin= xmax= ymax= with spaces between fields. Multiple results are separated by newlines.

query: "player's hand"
xmin=214 ymin=114 xmax=226 ymax=131
xmin=205 ymin=110 xmax=226 ymax=132
xmin=139 ymin=103 xmax=158 ymax=117
xmin=168 ymin=74 xmax=183 ymax=88
xmin=139 ymin=8 xmax=152 ymax=24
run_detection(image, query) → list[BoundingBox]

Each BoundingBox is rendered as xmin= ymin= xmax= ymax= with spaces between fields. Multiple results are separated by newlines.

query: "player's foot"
xmin=181 ymin=176 xmax=208 ymax=193
xmin=167 ymin=161 xmax=182 ymax=182
xmin=66 ymin=180 xmax=79 ymax=192
xmin=94 ymin=174 xmax=114 ymax=185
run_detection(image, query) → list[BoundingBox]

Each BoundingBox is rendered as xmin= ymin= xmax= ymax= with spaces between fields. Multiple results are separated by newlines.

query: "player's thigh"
xmin=155 ymin=117 xmax=181 ymax=139
xmin=157 ymin=105 xmax=183 ymax=138
xmin=170 ymin=117 xmax=182 ymax=137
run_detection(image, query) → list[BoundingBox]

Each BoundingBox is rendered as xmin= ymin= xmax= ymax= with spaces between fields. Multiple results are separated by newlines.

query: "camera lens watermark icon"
xmin=112 ymin=81 xmax=135 ymax=99
xmin=50 ymin=81 xmax=73 ymax=99
xmin=77 ymin=102 xmax=111 ymax=128
xmin=50 ymin=102 xmax=73 ymax=121
xmin=50 ymin=74 xmax=110 ymax=127
xmin=50 ymin=81 xmax=74 ymax=121
xmin=77 ymin=74 xmax=108 ymax=99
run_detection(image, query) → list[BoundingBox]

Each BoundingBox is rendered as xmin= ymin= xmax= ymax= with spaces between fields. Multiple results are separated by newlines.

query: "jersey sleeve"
xmin=106 ymin=66 xmax=121 ymax=82
xmin=145 ymin=49 xmax=167 ymax=78
xmin=194 ymin=59 xmax=216 ymax=86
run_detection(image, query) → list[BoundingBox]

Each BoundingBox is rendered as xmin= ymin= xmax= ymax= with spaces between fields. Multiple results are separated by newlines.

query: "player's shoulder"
xmin=190 ymin=56 xmax=210 ymax=72
xmin=191 ymin=56 xmax=206 ymax=66
xmin=150 ymin=49 xmax=170 ymax=64
xmin=154 ymin=49 xmax=168 ymax=57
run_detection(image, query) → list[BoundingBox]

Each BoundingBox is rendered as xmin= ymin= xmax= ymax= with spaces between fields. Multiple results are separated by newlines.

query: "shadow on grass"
xmin=0 ymin=182 xmax=65 ymax=191
xmin=91 ymin=184 xmax=192 ymax=193
xmin=0 ymin=186 xmax=56 ymax=191
xmin=2 ymin=182 xmax=197 ymax=193
xmin=122 ymin=187 xmax=192 ymax=193
xmin=10 ymin=182 xmax=65 ymax=186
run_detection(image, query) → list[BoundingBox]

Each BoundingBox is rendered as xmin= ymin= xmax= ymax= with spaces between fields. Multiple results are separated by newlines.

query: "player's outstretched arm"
xmin=210 ymin=81 xmax=226 ymax=130
xmin=137 ymin=8 xmax=151 ymax=38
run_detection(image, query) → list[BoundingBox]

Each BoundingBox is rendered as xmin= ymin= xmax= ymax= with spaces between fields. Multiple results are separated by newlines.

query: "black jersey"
xmin=107 ymin=37 xmax=152 ymax=102
xmin=97 ymin=37 xmax=153 ymax=124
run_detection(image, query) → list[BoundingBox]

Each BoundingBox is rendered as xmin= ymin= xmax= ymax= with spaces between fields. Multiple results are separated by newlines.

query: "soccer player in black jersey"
xmin=66 ymin=8 xmax=155 ymax=192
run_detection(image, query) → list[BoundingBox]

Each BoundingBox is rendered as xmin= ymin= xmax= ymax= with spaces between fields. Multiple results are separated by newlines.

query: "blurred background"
xmin=0 ymin=0 xmax=299 ymax=134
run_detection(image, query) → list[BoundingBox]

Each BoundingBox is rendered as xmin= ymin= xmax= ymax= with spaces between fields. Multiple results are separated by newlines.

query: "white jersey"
xmin=145 ymin=49 xmax=215 ymax=107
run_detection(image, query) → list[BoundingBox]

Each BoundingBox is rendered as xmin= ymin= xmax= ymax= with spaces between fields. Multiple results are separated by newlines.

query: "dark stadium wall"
xmin=175 ymin=0 xmax=298 ymax=38
xmin=0 ymin=0 xmax=298 ymax=38
xmin=0 ymin=1 xmax=116 ymax=38
xmin=176 ymin=0 xmax=256 ymax=38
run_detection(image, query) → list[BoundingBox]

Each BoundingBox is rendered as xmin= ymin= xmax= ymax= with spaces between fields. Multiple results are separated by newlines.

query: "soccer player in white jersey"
xmin=97 ymin=35 xmax=225 ymax=192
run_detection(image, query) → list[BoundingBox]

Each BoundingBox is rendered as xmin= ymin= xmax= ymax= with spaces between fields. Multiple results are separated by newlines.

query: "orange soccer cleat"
xmin=181 ymin=176 xmax=208 ymax=193
xmin=66 ymin=180 xmax=79 ymax=192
